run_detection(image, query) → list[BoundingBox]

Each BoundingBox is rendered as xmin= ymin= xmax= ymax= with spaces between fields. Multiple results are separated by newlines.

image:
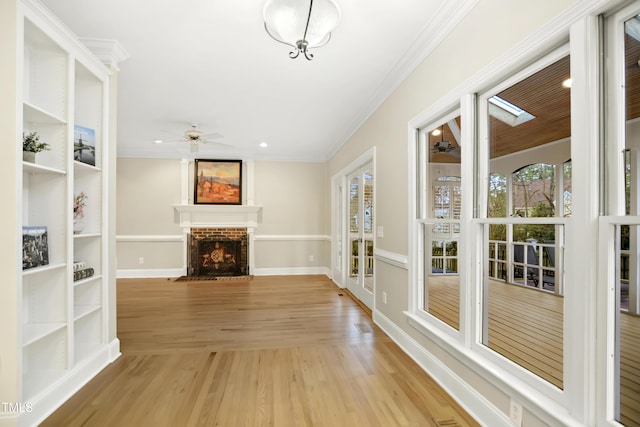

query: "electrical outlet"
xmin=138 ymin=257 xmax=144 ymax=265
xmin=509 ymin=399 xmax=523 ymax=427
xmin=382 ymin=291 xmax=387 ymax=304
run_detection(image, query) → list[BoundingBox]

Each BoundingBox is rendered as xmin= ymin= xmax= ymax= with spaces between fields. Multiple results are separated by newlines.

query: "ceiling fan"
xmin=432 ymin=125 xmax=460 ymax=158
xmin=158 ymin=124 xmax=228 ymax=152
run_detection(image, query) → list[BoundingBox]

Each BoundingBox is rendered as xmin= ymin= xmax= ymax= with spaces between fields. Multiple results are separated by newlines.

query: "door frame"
xmin=331 ymin=147 xmax=376 ymax=309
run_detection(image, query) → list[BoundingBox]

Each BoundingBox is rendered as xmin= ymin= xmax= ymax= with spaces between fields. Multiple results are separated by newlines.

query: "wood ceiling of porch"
xmin=429 ymin=34 xmax=640 ymax=164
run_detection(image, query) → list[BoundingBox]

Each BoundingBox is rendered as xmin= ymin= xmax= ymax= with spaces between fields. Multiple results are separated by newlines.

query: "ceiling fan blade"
xmin=200 ymin=132 xmax=223 ymax=139
xmin=203 ymin=139 xmax=233 ymax=147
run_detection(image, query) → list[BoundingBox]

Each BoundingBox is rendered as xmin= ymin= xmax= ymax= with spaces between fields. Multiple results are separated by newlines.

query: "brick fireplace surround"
xmin=173 ymin=204 xmax=262 ymax=277
xmin=188 ymin=227 xmax=249 ymax=277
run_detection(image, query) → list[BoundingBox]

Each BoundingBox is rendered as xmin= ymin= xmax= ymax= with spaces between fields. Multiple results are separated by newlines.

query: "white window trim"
xmin=596 ymin=3 xmax=640 ymax=426
xmin=410 ymin=107 xmax=465 ymax=340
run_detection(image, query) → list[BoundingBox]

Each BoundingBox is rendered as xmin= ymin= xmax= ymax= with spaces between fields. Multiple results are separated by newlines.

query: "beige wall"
xmin=116 ymin=158 xmax=330 ymax=275
xmin=0 ymin=0 xmax=20 ymax=405
xmin=253 ymin=161 xmax=330 ymax=272
xmin=253 ymin=161 xmax=328 ymax=235
xmin=116 ymin=158 xmax=183 ymax=235
xmin=116 ymin=158 xmax=183 ymax=274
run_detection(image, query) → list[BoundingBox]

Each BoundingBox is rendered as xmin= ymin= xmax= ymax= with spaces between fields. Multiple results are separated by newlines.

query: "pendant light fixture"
xmin=263 ymin=0 xmax=341 ymax=60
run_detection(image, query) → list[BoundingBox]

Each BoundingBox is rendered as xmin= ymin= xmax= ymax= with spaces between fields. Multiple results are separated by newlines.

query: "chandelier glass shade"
xmin=263 ymin=0 xmax=341 ymax=60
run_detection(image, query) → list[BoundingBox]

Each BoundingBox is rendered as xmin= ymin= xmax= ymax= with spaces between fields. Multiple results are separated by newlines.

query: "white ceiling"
xmin=39 ymin=0 xmax=477 ymax=161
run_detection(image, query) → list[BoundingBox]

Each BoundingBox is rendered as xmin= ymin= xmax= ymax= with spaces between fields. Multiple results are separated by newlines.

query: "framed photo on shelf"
xmin=74 ymin=125 xmax=96 ymax=166
xmin=194 ymin=159 xmax=242 ymax=205
xmin=22 ymin=226 xmax=49 ymax=270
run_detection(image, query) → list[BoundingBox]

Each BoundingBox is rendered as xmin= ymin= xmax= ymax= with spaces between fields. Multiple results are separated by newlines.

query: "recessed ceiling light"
xmin=431 ymin=129 xmax=441 ymax=136
xmin=562 ymin=78 xmax=572 ymax=88
xmin=153 ymin=139 xmax=163 ymax=144
xmin=259 ymin=142 xmax=268 ymax=148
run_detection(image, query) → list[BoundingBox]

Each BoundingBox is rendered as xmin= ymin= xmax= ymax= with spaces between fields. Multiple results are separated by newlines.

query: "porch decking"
xmin=428 ymin=276 xmax=640 ymax=426
xmin=621 ymin=311 xmax=640 ymax=426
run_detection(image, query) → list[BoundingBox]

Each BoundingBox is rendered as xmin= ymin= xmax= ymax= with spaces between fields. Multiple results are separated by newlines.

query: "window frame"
xmin=411 ymin=106 xmax=467 ymax=339
xmin=596 ymin=3 xmax=640 ymax=426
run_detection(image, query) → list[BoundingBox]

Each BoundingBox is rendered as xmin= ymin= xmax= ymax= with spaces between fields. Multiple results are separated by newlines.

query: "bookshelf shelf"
xmin=22 ymin=323 xmax=66 ymax=347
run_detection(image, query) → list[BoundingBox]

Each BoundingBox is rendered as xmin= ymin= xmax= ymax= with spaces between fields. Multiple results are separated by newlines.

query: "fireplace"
xmin=188 ymin=228 xmax=248 ymax=277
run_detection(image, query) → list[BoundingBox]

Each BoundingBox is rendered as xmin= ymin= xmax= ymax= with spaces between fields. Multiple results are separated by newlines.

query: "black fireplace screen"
xmin=189 ymin=238 xmax=246 ymax=277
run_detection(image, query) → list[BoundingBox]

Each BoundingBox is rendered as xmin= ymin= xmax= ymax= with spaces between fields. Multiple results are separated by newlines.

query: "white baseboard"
xmin=117 ymin=267 xmax=331 ymax=278
xmin=253 ymin=266 xmax=331 ymax=276
xmin=373 ymin=310 xmax=511 ymax=427
xmin=109 ymin=338 xmax=121 ymax=362
xmin=116 ymin=268 xmax=184 ymax=278
xmin=16 ymin=339 xmax=119 ymax=427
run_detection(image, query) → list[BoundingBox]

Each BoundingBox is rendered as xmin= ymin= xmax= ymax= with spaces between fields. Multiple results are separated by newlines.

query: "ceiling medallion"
xmin=263 ymin=0 xmax=341 ymax=60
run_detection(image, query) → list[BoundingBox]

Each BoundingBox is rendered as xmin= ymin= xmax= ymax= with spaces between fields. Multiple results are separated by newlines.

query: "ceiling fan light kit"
xmin=432 ymin=125 xmax=460 ymax=158
xmin=156 ymin=124 xmax=226 ymax=153
xmin=185 ymin=125 xmax=205 ymax=141
xmin=263 ymin=0 xmax=341 ymax=60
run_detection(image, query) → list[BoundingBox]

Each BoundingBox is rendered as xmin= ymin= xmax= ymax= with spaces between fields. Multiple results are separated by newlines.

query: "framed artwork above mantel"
xmin=194 ymin=159 xmax=242 ymax=205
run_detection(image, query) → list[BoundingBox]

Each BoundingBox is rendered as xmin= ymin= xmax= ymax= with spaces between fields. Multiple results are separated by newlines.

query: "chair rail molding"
xmin=374 ymin=248 xmax=408 ymax=270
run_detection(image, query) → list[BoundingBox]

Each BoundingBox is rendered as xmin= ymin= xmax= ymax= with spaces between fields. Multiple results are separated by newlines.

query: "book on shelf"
xmin=22 ymin=226 xmax=49 ymax=270
xmin=73 ymin=261 xmax=87 ymax=271
xmin=73 ymin=267 xmax=94 ymax=281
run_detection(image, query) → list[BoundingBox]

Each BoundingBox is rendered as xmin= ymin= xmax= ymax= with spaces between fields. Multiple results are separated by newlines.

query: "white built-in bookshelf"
xmin=6 ymin=0 xmax=118 ymax=425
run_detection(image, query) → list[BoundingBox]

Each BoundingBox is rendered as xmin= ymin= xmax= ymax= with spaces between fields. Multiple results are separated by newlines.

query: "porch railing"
xmin=488 ymin=238 xmax=561 ymax=294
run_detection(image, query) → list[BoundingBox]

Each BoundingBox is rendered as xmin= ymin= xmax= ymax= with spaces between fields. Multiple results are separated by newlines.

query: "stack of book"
xmin=73 ymin=261 xmax=94 ymax=281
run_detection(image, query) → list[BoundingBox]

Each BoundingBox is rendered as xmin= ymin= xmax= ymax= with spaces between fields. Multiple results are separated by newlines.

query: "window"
xmin=417 ymin=115 xmax=463 ymax=331
xmin=602 ymin=5 xmax=640 ymax=425
xmin=480 ymin=53 xmax=570 ymax=389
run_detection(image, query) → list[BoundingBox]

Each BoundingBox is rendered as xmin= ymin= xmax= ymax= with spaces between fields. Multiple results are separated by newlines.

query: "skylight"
xmin=625 ymin=15 xmax=640 ymax=42
xmin=488 ymin=95 xmax=536 ymax=127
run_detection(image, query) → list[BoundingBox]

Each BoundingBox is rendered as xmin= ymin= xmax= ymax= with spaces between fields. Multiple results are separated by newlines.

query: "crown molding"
xmin=326 ymin=0 xmax=480 ymax=159
xmin=81 ymin=38 xmax=130 ymax=70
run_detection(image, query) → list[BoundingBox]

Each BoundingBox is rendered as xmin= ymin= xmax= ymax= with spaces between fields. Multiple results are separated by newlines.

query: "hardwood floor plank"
xmin=42 ymin=276 xmax=478 ymax=427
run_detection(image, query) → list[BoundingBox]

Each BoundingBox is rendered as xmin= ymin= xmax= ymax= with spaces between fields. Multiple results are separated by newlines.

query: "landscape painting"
xmin=194 ymin=159 xmax=242 ymax=204
xmin=74 ymin=125 xmax=96 ymax=166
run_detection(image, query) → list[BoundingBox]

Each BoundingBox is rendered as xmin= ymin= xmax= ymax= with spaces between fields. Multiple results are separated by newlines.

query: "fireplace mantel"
xmin=173 ymin=204 xmax=263 ymax=232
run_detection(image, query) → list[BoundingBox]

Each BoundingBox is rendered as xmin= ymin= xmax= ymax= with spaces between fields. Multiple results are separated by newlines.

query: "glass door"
xmin=347 ymin=163 xmax=374 ymax=309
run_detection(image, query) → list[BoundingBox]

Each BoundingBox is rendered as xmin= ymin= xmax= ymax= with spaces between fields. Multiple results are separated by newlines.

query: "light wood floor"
xmin=42 ymin=275 xmax=479 ymax=427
